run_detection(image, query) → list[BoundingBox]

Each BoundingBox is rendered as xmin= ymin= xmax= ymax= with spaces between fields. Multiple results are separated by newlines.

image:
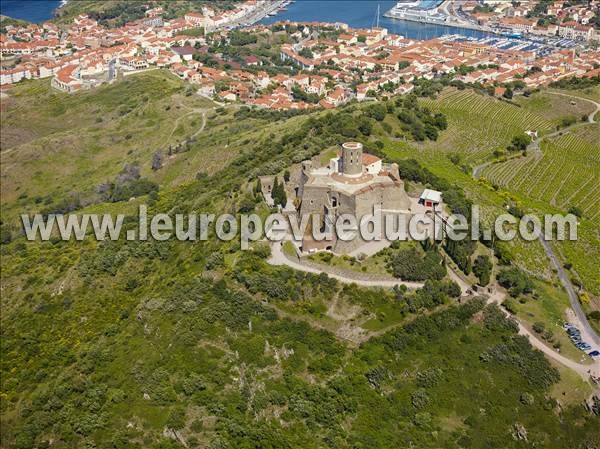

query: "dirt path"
xmin=547 ymin=90 xmax=600 ymax=124
xmin=162 ymin=107 xmax=209 ymax=147
xmin=268 ymin=241 xmax=424 ymax=289
xmin=269 ymin=240 xmax=599 ymax=382
xmin=487 ymin=288 xmax=600 ymax=383
xmin=524 ymin=91 xmax=598 ymax=155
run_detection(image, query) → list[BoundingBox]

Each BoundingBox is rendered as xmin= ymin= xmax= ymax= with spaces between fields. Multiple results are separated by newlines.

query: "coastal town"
xmin=1 ymin=0 xmax=599 ymax=109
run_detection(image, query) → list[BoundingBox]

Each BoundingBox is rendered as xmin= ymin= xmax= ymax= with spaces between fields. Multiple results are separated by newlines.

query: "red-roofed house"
xmin=51 ymin=64 xmax=82 ymax=93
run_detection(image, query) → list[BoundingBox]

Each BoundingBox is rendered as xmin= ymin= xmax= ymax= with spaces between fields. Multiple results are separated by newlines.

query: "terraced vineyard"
xmin=479 ymin=124 xmax=600 ymax=295
xmin=481 ymin=127 xmax=600 ymax=219
xmin=419 ymin=89 xmax=553 ymax=164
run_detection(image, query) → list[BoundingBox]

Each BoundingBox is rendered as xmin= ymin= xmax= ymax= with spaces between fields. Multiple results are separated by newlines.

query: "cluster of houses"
xmin=0 ymin=1 xmax=269 ymax=90
xmin=463 ymin=0 xmax=600 ymax=41
xmin=1 ymin=2 xmax=599 ymax=106
xmin=163 ymin=20 xmax=599 ymax=110
xmin=264 ymin=22 xmax=599 ymax=104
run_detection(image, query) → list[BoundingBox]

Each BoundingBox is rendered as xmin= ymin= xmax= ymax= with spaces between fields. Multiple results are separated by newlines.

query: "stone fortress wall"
xmin=295 ymin=142 xmax=413 ymax=254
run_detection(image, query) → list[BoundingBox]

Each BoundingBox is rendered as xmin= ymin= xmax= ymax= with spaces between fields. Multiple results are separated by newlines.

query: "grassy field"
xmin=514 ymin=90 xmax=597 ymax=126
xmin=0 ymin=72 xmax=219 ymax=219
xmin=512 ymin=280 xmax=593 ymax=364
xmin=307 ymin=248 xmax=392 ymax=276
xmin=0 ymin=71 xmax=313 ymax=225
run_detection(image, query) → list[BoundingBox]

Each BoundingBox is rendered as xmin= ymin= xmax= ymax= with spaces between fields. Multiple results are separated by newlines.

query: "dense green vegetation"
xmin=549 ymin=76 xmax=600 ymax=91
xmin=2 ymin=71 xmax=599 ymax=448
xmin=387 ymin=243 xmax=446 ymax=282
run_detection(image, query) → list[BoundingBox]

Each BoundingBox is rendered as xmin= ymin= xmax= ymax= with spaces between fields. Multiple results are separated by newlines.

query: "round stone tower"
xmin=341 ymin=142 xmax=363 ymax=176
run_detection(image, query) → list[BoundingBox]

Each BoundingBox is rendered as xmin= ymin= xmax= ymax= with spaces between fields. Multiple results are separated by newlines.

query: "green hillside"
xmin=1 ymin=73 xmax=600 ymax=448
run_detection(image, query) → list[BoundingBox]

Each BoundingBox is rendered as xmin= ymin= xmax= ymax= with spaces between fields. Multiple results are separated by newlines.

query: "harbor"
xmin=383 ymin=0 xmax=493 ymax=32
xmin=382 ymin=0 xmax=579 ymax=50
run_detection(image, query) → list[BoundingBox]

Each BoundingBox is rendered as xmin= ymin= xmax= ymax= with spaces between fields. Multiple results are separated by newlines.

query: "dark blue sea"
xmin=260 ymin=0 xmax=492 ymax=40
xmin=1 ymin=0 xmax=62 ymax=23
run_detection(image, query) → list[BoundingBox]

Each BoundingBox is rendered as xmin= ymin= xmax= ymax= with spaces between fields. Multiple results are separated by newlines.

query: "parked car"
xmin=588 ymin=350 xmax=600 ymax=357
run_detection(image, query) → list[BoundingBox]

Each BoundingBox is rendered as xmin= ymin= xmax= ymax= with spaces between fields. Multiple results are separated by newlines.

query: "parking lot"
xmin=564 ymin=322 xmax=600 ymax=358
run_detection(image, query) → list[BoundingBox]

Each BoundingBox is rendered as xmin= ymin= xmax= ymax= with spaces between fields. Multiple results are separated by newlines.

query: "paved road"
xmin=539 ymin=236 xmax=600 ymax=347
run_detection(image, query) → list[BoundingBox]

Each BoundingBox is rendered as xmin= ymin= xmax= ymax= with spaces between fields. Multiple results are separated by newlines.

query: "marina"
xmin=381 ymin=1 xmax=579 ymax=51
xmin=439 ymin=32 xmax=578 ymax=53
xmin=260 ymin=0 xmax=494 ymax=41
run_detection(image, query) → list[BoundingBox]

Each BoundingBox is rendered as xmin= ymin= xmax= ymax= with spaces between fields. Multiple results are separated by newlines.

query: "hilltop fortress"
xmin=295 ymin=142 xmax=414 ymax=254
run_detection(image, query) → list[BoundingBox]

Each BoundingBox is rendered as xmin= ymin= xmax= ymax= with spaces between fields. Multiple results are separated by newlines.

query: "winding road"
xmin=268 ymin=240 xmax=425 ymax=289
xmin=539 ymin=236 xmax=600 ymax=347
xmin=268 ymin=241 xmax=600 ymax=383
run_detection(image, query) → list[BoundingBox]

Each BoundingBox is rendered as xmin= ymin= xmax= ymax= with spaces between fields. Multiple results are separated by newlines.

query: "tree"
xmin=497 ymin=267 xmax=534 ymax=297
xmin=532 ymin=322 xmax=545 ymax=334
xmin=444 ymin=239 xmax=473 ymax=275
xmin=298 ymin=47 xmax=314 ymax=59
xmin=503 ymin=87 xmax=514 ymax=99
xmin=507 ymin=134 xmax=530 ymax=152
xmin=358 ymin=117 xmax=373 ymax=136
xmin=365 ymin=103 xmax=387 ymax=121
xmin=271 ymin=177 xmax=287 ymax=207
xmin=568 ymin=206 xmax=583 ymax=218
xmin=473 ymin=255 xmax=492 ymax=286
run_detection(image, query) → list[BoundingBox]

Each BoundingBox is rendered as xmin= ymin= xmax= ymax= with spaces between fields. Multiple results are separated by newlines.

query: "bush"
xmin=507 ymin=134 xmax=530 ymax=153
xmin=532 ymin=322 xmax=545 ymax=334
xmin=388 ymin=247 xmax=445 ymax=281
xmin=568 ymin=206 xmax=583 ymax=218
xmin=497 ymin=267 xmax=534 ymax=297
